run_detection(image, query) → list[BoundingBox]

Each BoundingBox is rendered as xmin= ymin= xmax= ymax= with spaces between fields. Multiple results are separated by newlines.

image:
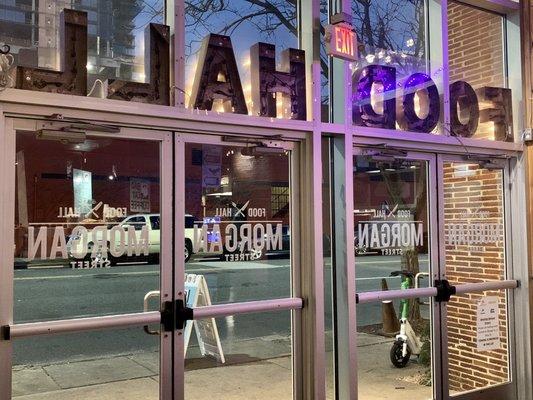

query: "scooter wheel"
xmin=390 ymin=340 xmax=411 ymax=368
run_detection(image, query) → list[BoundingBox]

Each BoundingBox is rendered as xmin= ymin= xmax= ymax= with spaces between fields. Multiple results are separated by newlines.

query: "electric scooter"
xmin=389 ymin=270 xmax=429 ymax=368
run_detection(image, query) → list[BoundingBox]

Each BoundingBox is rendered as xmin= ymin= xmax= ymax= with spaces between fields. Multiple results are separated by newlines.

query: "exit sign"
xmin=325 ymin=14 xmax=358 ymax=62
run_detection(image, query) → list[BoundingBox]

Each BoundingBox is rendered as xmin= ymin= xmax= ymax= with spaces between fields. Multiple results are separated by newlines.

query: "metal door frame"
xmin=351 ymin=146 xmax=444 ymax=400
xmin=173 ymin=131 xmax=322 ymax=400
xmin=436 ymin=153 xmax=523 ymax=400
xmin=347 ymin=145 xmax=528 ymax=400
xmin=0 ymin=117 xmax=174 ymax=400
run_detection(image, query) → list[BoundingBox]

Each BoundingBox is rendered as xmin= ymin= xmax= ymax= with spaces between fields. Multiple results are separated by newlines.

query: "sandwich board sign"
xmin=184 ymin=273 xmax=225 ymax=363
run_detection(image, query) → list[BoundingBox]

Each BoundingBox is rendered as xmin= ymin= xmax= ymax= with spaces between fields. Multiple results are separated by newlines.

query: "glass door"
xmin=0 ymin=119 xmax=173 ymax=400
xmin=349 ymin=149 xmax=520 ymax=400
xmin=352 ymin=147 xmax=441 ymax=400
xmin=174 ymin=134 xmax=303 ymax=400
xmin=438 ymin=155 xmax=518 ymax=400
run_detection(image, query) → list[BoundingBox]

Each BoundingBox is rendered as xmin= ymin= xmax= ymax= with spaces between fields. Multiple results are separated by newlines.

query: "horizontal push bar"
xmin=3 ymin=297 xmax=304 ymax=340
xmin=193 ymin=297 xmax=303 ymax=320
xmin=358 ymin=287 xmax=438 ymax=304
xmin=6 ymin=311 xmax=161 ymax=339
xmin=356 ymin=280 xmax=519 ymax=304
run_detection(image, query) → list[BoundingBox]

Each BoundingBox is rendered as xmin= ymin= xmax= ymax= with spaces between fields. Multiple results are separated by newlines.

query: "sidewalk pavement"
xmin=12 ymin=333 xmax=431 ymax=400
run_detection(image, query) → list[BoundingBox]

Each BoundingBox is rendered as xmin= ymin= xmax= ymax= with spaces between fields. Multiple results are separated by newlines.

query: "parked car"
xmin=67 ymin=213 xmax=198 ymax=265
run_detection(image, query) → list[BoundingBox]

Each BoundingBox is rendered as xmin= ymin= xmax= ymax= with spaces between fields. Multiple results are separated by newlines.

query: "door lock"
xmin=176 ymin=299 xmax=194 ymax=330
xmin=435 ymin=279 xmax=456 ymax=303
xmin=143 ymin=290 xmax=194 ymax=334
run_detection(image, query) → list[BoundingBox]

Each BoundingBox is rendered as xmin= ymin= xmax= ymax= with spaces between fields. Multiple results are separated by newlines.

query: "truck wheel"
xmin=185 ymin=240 xmax=193 ymax=263
xmin=149 ymin=254 xmax=160 ymax=265
xmin=390 ymin=340 xmax=411 ymax=368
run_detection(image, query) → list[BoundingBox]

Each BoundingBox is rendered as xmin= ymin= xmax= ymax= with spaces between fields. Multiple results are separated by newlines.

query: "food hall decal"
xmin=27 ymin=224 xmax=150 ymax=266
xmin=446 ymin=210 xmax=503 ymax=250
xmin=192 ymin=201 xmax=283 ymax=262
xmin=57 ymin=202 xmax=127 ymax=220
xmin=192 ymin=222 xmax=283 ymax=262
xmin=357 ymin=209 xmax=424 ymax=256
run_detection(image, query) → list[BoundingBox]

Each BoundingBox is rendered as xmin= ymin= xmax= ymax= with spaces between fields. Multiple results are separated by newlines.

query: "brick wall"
xmin=448 ymin=1 xmax=505 ymax=140
xmin=443 ymin=163 xmax=509 ymax=393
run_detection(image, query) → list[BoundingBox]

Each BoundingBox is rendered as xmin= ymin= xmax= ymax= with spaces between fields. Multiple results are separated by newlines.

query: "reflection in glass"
xmin=322 ymin=138 xmax=334 ymax=399
xmin=353 ymin=154 xmax=432 ymax=399
xmin=184 ymin=0 xmax=297 ymax=112
xmin=184 ymin=143 xmax=291 ymax=299
xmin=0 ymin=1 xmax=164 ymax=85
xmin=351 ymin=0 xmax=427 ymax=75
xmin=185 ymin=312 xmax=292 ymax=399
xmin=320 ymin=0 xmax=330 ymax=122
xmin=12 ymin=132 xmax=162 ymax=398
xmin=183 ymin=143 xmax=293 ymax=398
xmin=14 ymin=132 xmax=161 ymax=323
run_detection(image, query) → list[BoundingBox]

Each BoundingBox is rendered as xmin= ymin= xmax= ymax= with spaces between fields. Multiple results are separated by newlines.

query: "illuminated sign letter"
xmin=190 ymin=34 xmax=248 ymax=114
xmin=352 ymin=65 xmax=396 ymax=129
xmin=398 ymin=73 xmax=440 ymax=133
xmin=477 ymin=87 xmax=514 ymax=142
xmin=250 ymin=43 xmax=307 ymax=120
xmin=16 ymin=9 xmax=87 ymax=96
xmin=108 ymin=24 xmax=170 ymax=105
xmin=450 ymin=81 xmax=479 ymax=138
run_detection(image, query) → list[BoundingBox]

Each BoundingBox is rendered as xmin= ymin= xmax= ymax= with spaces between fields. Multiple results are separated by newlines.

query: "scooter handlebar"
xmin=390 ymin=270 xmax=415 ymax=278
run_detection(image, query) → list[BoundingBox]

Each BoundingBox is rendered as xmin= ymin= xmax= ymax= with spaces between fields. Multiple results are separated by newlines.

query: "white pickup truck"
xmin=67 ymin=213 xmax=197 ymax=265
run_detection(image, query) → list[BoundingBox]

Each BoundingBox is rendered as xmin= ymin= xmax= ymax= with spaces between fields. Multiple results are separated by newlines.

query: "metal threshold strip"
xmin=3 ymin=297 xmax=303 ymax=340
xmin=356 ymin=280 xmax=519 ymax=304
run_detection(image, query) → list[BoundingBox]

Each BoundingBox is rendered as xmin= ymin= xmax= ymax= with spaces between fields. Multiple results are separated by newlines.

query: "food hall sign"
xmin=188 ymin=34 xmax=513 ymax=140
xmin=17 ymin=8 xmax=513 ymax=140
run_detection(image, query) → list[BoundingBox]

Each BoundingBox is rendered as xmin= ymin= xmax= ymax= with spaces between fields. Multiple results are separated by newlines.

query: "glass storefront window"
xmin=0 ymin=0 xmax=164 ymax=85
xmin=184 ymin=1 xmax=298 ymax=116
xmin=347 ymin=0 xmax=445 ymax=134
xmin=14 ymin=132 xmax=162 ymax=321
xmin=447 ymin=2 xmax=511 ymax=141
xmin=320 ymin=0 xmax=331 ymax=123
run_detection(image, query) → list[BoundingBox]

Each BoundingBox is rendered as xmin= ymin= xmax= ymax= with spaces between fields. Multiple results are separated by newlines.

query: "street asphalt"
xmin=12 ymin=255 xmax=429 ymax=366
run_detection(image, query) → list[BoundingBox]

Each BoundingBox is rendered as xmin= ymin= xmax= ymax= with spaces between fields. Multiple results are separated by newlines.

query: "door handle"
xmin=143 ymin=290 xmax=161 ymax=335
xmin=415 ymin=272 xmax=431 ymax=305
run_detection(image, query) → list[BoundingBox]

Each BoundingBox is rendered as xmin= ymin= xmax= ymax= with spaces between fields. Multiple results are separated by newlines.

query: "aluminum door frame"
xmin=0 ymin=116 xmax=174 ymax=400
xmin=173 ymin=132 xmax=323 ymax=400
xmin=351 ymin=147 xmax=444 ymax=400
xmin=436 ymin=153 xmax=524 ymax=400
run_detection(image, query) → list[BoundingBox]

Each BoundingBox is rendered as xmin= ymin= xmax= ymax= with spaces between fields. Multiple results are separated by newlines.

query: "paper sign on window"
xmin=476 ymin=296 xmax=501 ymax=351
